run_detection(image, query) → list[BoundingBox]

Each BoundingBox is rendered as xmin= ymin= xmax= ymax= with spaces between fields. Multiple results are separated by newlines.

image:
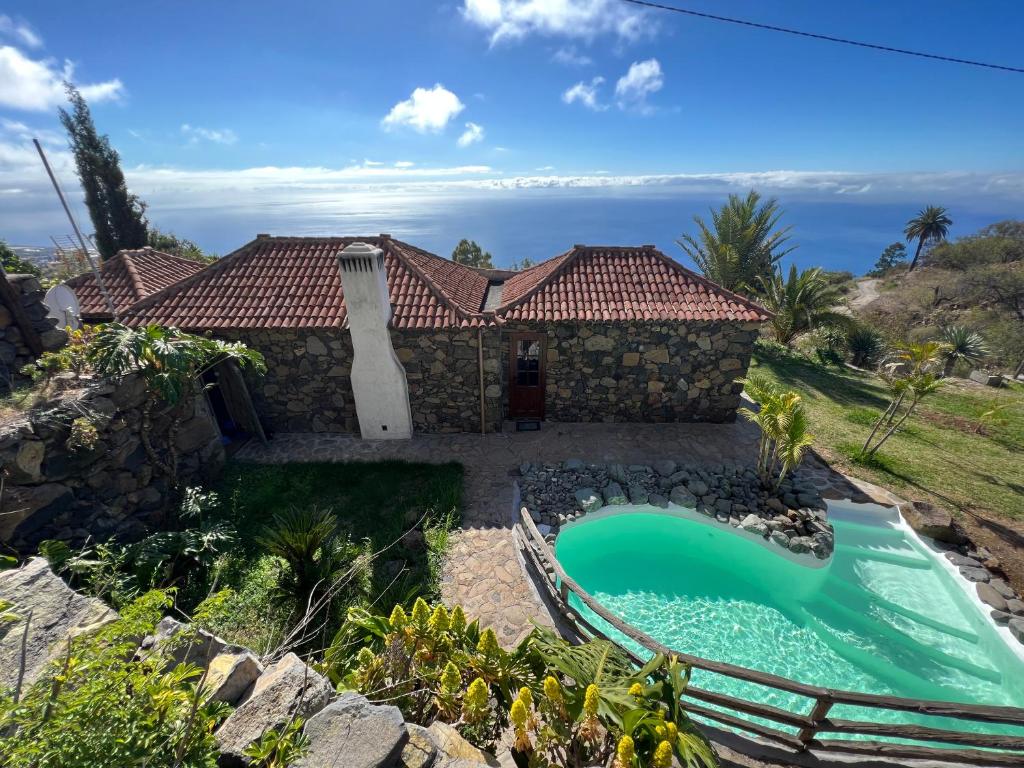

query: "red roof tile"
xmin=65 ymin=248 xmax=204 ymax=319
xmin=125 ymin=236 xmax=491 ymax=330
xmin=494 ymin=245 xmax=770 ymax=323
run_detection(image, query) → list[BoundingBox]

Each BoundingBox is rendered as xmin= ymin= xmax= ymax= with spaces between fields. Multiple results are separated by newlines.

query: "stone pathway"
xmin=236 ymin=421 xmax=884 ymax=646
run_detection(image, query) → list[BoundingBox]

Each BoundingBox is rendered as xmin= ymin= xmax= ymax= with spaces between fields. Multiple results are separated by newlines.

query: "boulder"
xmin=626 ymin=484 xmax=648 ymax=504
xmin=648 ymin=493 xmax=669 ymax=508
xmin=902 ymin=501 xmax=967 ymax=544
xmin=992 ymin=610 xmax=1011 ymax=624
xmin=607 ymin=464 xmax=628 ymax=484
xmin=400 ymin=723 xmax=438 ymax=768
xmin=976 ymin=583 xmax=1008 ymax=612
xmin=687 ymin=479 xmax=709 ymax=497
xmin=652 ymin=460 xmax=676 ymax=477
xmin=216 ymin=652 xmax=334 ymax=766
xmin=739 ymin=514 xmax=768 ymax=536
xmin=294 ymin=692 xmax=407 ymax=768
xmin=574 ymin=488 xmax=602 ymax=514
xmin=601 ymin=482 xmax=628 ymax=505
xmin=946 ymin=552 xmax=982 ymax=569
xmin=770 ymin=531 xmax=790 ymax=548
xmin=0 ymin=483 xmax=74 ymax=541
xmin=0 ymin=558 xmax=116 ymax=691
xmin=205 ymin=651 xmax=263 ymax=704
xmin=669 ymin=486 xmax=697 ymax=508
xmin=428 ymin=721 xmax=500 ymax=767
xmin=959 ymin=566 xmax=990 ymax=583
xmin=144 ymin=617 xmax=243 ymax=669
xmin=1009 ymin=618 xmax=1024 ymax=645
xmin=1006 ymin=599 xmax=1024 ymax=616
xmin=562 ymin=458 xmax=585 ymax=471
xmin=988 ymin=579 xmax=1016 ymax=600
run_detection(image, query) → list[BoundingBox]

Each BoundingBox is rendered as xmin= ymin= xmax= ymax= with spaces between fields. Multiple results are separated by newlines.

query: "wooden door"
xmin=508 ymin=332 xmax=546 ymax=419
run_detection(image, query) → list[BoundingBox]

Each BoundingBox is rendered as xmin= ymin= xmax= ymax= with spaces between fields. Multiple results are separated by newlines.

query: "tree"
xmin=147 ymin=227 xmax=216 ymax=263
xmin=451 ymin=239 xmax=494 ymax=269
xmin=509 ymin=257 xmax=535 ymax=271
xmin=904 ymin=206 xmax=952 ymax=272
xmin=938 ymin=325 xmax=988 ymax=377
xmin=868 ymin=242 xmax=906 ymax=276
xmin=58 ymin=84 xmax=148 ymax=261
xmin=0 ymin=240 xmax=41 ymax=276
xmin=677 ymin=190 xmax=795 ymax=294
xmin=757 ymin=265 xmax=848 ymax=345
xmin=88 ymin=323 xmax=265 ymax=486
xmin=738 ymin=373 xmax=814 ymax=490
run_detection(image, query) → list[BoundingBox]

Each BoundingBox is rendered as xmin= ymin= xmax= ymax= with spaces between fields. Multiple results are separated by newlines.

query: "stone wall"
xmin=501 ymin=320 xmax=759 ymax=423
xmin=0 ymin=274 xmax=69 ymax=391
xmin=0 ymin=374 xmax=225 ymax=550
xmin=228 ymin=328 xmax=503 ymax=435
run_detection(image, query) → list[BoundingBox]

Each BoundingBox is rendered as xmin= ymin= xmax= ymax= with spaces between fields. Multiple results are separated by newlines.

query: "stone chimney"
xmin=336 ymin=242 xmax=412 ymax=439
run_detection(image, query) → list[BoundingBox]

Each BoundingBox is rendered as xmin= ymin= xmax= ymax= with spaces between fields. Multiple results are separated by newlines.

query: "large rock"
xmin=601 ymin=482 xmax=628 ymax=505
xmin=902 ymin=501 xmax=967 ymax=544
xmin=400 ymin=724 xmax=438 ymax=768
xmin=652 ymin=460 xmax=676 ymax=477
xmin=294 ymin=692 xmax=407 ymax=768
xmin=574 ymin=488 xmax=602 ymax=514
xmin=216 ymin=652 xmax=334 ymax=766
xmin=1009 ymin=618 xmax=1024 ymax=645
xmin=0 ymin=558 xmax=116 ymax=691
xmin=687 ymin=479 xmax=709 ymax=497
xmin=144 ymin=616 xmax=242 ymax=669
xmin=0 ymin=483 xmax=74 ymax=541
xmin=976 ymin=583 xmax=1008 ymax=613
xmin=428 ymin=721 xmax=500 ymax=767
xmin=669 ymin=485 xmax=697 ymax=508
xmin=626 ymin=484 xmax=648 ymax=504
xmin=206 ymin=651 xmax=263 ymax=704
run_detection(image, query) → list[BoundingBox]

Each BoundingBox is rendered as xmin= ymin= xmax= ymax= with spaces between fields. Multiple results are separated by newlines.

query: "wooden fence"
xmin=517 ymin=508 xmax=1024 ymax=766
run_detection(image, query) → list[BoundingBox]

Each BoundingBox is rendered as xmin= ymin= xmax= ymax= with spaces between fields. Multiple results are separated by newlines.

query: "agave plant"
xmin=757 ymin=265 xmax=849 ymax=346
xmin=846 ymin=325 xmax=885 ymax=368
xmin=938 ymin=325 xmax=988 ymax=377
xmin=738 ymin=373 xmax=814 ymax=490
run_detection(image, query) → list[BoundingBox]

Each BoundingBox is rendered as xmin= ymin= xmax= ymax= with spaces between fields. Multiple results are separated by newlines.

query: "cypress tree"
xmin=58 ymin=83 xmax=148 ymax=260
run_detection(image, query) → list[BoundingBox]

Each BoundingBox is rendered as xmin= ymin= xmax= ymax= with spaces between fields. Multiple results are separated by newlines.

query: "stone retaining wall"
xmin=501 ymin=321 xmax=759 ymax=424
xmin=0 ymin=274 xmax=69 ymax=391
xmin=0 ymin=374 xmax=224 ymax=550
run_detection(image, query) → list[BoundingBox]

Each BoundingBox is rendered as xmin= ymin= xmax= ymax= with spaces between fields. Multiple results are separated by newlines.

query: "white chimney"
xmin=337 ymin=241 xmax=413 ymax=439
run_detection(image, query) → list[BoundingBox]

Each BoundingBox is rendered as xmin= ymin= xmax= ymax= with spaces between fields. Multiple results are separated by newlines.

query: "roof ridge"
xmin=384 ymin=240 xmax=482 ymax=323
xmin=120 ymin=250 xmax=147 ymax=301
xmin=123 ymin=237 xmax=265 ymax=321
xmin=642 ymin=246 xmax=773 ymax=319
xmin=493 ymin=246 xmax=580 ymax=314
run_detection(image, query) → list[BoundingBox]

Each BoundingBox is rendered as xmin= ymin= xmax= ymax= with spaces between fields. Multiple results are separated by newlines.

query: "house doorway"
xmin=201 ymin=361 xmax=266 ymax=451
xmin=508 ymin=332 xmax=546 ymax=419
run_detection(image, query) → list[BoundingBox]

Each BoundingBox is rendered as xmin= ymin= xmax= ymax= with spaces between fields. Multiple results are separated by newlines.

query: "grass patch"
xmin=192 ymin=460 xmax=463 ymax=649
xmin=750 ymin=346 xmax=1024 ymax=523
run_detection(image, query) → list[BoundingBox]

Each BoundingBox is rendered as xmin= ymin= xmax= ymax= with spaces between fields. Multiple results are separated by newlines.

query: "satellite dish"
xmin=44 ymin=284 xmax=81 ymax=330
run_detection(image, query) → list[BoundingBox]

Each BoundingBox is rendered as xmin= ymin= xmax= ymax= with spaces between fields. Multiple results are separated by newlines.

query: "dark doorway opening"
xmin=201 ymin=367 xmax=251 ymax=449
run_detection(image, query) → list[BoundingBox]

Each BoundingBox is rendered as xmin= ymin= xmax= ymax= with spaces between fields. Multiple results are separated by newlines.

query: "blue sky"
xmin=1 ymin=0 xmax=1022 ymax=267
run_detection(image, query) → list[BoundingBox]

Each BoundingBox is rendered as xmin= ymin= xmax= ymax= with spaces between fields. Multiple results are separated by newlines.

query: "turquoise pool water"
xmin=554 ymin=502 xmax=1024 ymax=739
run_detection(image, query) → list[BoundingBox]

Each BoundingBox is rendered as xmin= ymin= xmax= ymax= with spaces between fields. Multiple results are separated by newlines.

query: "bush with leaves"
xmin=846 ymin=324 xmax=885 ymax=368
xmin=738 ymin=374 xmax=814 ymax=491
xmin=21 ymin=325 xmax=96 ymax=384
xmin=324 ymin=600 xmax=716 ymax=767
xmin=242 ymin=717 xmax=310 ymax=767
xmin=0 ymin=590 xmax=230 ymax=767
xmin=938 ymin=325 xmax=988 ymax=377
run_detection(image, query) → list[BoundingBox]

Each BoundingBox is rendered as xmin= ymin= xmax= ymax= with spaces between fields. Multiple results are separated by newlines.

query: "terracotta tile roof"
xmin=125 ymin=236 xmax=491 ymax=330
xmin=66 ymin=248 xmax=204 ymax=320
xmin=494 ymin=245 xmax=771 ymax=323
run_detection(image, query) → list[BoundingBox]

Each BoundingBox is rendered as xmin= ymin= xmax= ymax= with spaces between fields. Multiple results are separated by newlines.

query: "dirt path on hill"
xmin=847 ymin=277 xmax=880 ymax=311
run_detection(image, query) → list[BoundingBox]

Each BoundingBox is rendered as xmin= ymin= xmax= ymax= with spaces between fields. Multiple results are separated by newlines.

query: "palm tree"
xmin=88 ymin=323 xmax=265 ymax=485
xmin=938 ymin=325 xmax=988 ymax=377
xmin=757 ymin=265 xmax=848 ymax=345
xmin=677 ymin=190 xmax=795 ymax=294
xmin=904 ymin=206 xmax=952 ymax=272
xmin=738 ymin=373 xmax=814 ymax=489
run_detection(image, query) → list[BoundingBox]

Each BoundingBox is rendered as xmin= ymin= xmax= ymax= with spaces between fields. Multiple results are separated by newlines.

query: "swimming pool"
xmin=554 ymin=500 xmax=1024 ymax=740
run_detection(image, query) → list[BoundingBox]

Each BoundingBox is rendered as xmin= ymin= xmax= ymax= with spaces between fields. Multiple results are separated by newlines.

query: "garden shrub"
xmin=0 ymin=590 xmax=230 ymax=767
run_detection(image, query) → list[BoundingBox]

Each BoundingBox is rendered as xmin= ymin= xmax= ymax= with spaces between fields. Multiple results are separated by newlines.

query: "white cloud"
xmin=394 ymin=161 xmax=415 ymax=168
xmin=457 ymin=122 xmax=485 ymax=147
xmin=362 ymin=159 xmax=383 ymax=166
xmin=462 ymin=0 xmax=652 ymax=44
xmin=535 ymin=165 xmax=555 ymax=171
xmin=0 ymin=45 xmax=123 ymax=111
xmin=181 ymin=124 xmax=238 ymax=145
xmin=0 ymin=15 xmax=41 ymax=48
xmin=553 ymin=46 xmax=592 ymax=67
xmin=562 ymin=76 xmax=606 ymax=111
xmin=382 ymin=84 xmax=465 ymax=133
xmin=615 ymin=58 xmax=662 ymax=111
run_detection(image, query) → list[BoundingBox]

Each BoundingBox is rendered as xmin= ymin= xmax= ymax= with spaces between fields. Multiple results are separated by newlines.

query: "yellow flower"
xmin=429 ymin=605 xmax=450 ymax=634
xmin=410 ymin=598 xmax=431 ymax=629
xmin=356 ymin=647 xmax=375 ymax=666
xmin=510 ymin=698 xmax=529 ymax=730
xmin=440 ymin=661 xmax=461 ymax=693
xmin=628 ymin=682 xmax=643 ymax=697
xmin=389 ymin=604 xmax=407 ymax=630
xmin=584 ymin=684 xmax=600 ymax=717
xmin=462 ymin=677 xmax=490 ymax=724
xmin=666 ymin=722 xmax=678 ymax=743
xmin=543 ymin=675 xmax=563 ymax=707
xmin=655 ymin=724 xmax=666 ymax=739
xmin=449 ymin=605 xmax=467 ymax=635
xmin=518 ymin=686 xmax=533 ymax=710
xmin=653 ymin=739 xmax=673 ymax=768
xmin=476 ymin=627 xmax=500 ymax=657
xmin=615 ymin=735 xmax=635 ymax=767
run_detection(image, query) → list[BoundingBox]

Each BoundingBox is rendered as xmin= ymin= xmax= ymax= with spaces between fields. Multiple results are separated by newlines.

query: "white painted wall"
xmin=337 ymin=242 xmax=413 ymax=439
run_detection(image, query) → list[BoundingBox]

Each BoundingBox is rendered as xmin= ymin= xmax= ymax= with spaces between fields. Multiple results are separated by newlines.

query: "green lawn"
xmin=194 ymin=460 xmax=463 ymax=653
xmin=749 ymin=345 xmax=1024 ymax=523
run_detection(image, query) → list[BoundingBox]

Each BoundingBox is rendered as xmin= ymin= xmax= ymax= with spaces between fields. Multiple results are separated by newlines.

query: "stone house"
xmin=123 ymin=235 xmax=769 ymax=438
